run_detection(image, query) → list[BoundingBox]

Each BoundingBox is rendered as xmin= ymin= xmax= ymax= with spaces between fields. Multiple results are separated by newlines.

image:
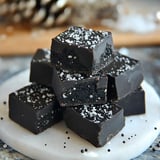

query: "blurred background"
xmin=0 ymin=0 xmax=160 ymax=55
xmin=0 ymin=0 xmax=160 ymax=160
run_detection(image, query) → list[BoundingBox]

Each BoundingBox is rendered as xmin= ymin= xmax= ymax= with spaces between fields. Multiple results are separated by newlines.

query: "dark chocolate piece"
xmin=30 ymin=49 xmax=54 ymax=87
xmin=98 ymin=52 xmax=143 ymax=100
xmin=64 ymin=103 xmax=125 ymax=147
xmin=52 ymin=67 xmax=108 ymax=106
xmin=9 ymin=83 xmax=63 ymax=134
xmin=30 ymin=49 xmax=108 ymax=106
xmin=115 ymin=87 xmax=145 ymax=116
xmin=51 ymin=26 xmax=114 ymax=73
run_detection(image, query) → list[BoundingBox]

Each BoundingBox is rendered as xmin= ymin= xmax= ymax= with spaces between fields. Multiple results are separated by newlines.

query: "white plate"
xmin=0 ymin=69 xmax=160 ymax=160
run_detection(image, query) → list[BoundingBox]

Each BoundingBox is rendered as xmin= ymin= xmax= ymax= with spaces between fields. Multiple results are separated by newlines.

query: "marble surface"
xmin=0 ymin=47 xmax=160 ymax=160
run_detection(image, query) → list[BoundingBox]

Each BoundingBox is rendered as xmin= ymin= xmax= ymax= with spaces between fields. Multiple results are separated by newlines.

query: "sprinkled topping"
xmin=56 ymin=26 xmax=109 ymax=49
xmin=74 ymin=103 xmax=119 ymax=123
xmin=102 ymin=54 xmax=138 ymax=76
xmin=57 ymin=69 xmax=86 ymax=81
xmin=14 ymin=84 xmax=55 ymax=110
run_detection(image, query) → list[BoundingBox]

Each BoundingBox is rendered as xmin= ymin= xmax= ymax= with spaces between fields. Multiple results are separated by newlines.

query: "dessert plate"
xmin=0 ymin=69 xmax=160 ymax=160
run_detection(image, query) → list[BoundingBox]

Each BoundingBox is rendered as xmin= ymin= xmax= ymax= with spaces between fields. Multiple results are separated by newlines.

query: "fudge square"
xmin=30 ymin=48 xmax=54 ymax=87
xmin=52 ymin=67 xmax=108 ymax=107
xmin=51 ymin=26 xmax=114 ymax=73
xmin=115 ymin=87 xmax=145 ymax=116
xmin=29 ymin=49 xmax=108 ymax=106
xmin=99 ymin=52 xmax=144 ymax=100
xmin=64 ymin=103 xmax=125 ymax=147
xmin=9 ymin=83 xmax=63 ymax=134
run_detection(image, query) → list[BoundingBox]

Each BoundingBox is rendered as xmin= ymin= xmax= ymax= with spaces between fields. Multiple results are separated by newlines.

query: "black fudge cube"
xmin=30 ymin=49 xmax=54 ymax=87
xmin=9 ymin=83 xmax=63 ymax=134
xmin=51 ymin=26 xmax=114 ymax=73
xmin=99 ymin=53 xmax=143 ymax=100
xmin=64 ymin=103 xmax=125 ymax=147
xmin=52 ymin=67 xmax=108 ymax=106
xmin=115 ymin=87 xmax=145 ymax=116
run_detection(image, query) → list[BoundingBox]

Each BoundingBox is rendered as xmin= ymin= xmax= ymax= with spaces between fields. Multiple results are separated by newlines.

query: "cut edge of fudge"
xmin=9 ymin=83 xmax=63 ymax=134
xmin=30 ymin=48 xmax=54 ymax=87
xmin=114 ymin=87 xmax=146 ymax=116
xmin=64 ymin=103 xmax=125 ymax=147
xmin=52 ymin=67 xmax=108 ymax=107
xmin=97 ymin=52 xmax=144 ymax=100
xmin=51 ymin=26 xmax=114 ymax=73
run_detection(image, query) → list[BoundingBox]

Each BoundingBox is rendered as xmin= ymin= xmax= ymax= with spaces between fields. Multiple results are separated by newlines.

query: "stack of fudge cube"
xmin=9 ymin=26 xmax=145 ymax=147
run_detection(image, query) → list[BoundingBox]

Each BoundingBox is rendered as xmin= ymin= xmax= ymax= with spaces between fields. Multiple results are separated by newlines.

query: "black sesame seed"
xmin=154 ymin=127 xmax=157 ymax=130
xmin=64 ymin=146 xmax=66 ymax=148
xmin=128 ymin=137 xmax=130 ymax=140
xmin=67 ymin=137 xmax=70 ymax=140
xmin=107 ymin=149 xmax=111 ymax=152
xmin=65 ymin=131 xmax=68 ymax=134
xmin=121 ymin=133 xmax=124 ymax=137
xmin=3 ymin=101 xmax=6 ymax=105
xmin=44 ymin=144 xmax=47 ymax=146
xmin=64 ymin=142 xmax=66 ymax=144
xmin=152 ymin=148 xmax=156 ymax=152
xmin=130 ymin=120 xmax=133 ymax=122
xmin=81 ymin=149 xmax=84 ymax=153
xmin=84 ymin=148 xmax=88 ymax=152
xmin=149 ymin=145 xmax=152 ymax=148
xmin=156 ymin=143 xmax=160 ymax=147
xmin=134 ymin=134 xmax=137 ymax=136
xmin=0 ymin=117 xmax=4 ymax=120
xmin=122 ymin=141 xmax=126 ymax=144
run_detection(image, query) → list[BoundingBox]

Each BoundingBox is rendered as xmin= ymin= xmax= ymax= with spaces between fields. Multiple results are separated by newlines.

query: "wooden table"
xmin=0 ymin=25 xmax=160 ymax=56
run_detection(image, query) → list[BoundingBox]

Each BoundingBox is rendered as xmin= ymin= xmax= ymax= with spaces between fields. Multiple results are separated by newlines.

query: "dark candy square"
xmin=99 ymin=53 xmax=143 ymax=100
xmin=115 ymin=87 xmax=145 ymax=116
xmin=9 ymin=83 xmax=63 ymax=134
xmin=51 ymin=26 xmax=114 ymax=73
xmin=52 ymin=67 xmax=108 ymax=107
xmin=64 ymin=103 xmax=125 ymax=147
xmin=30 ymin=49 xmax=54 ymax=87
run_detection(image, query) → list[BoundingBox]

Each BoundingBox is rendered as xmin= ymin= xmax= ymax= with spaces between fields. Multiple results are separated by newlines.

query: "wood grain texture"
xmin=0 ymin=26 xmax=160 ymax=56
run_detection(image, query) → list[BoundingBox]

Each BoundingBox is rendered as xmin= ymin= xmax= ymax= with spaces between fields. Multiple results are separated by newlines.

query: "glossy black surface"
xmin=115 ymin=87 xmax=145 ymax=116
xmin=9 ymin=83 xmax=63 ymax=134
xmin=51 ymin=26 xmax=114 ymax=73
xmin=64 ymin=103 xmax=125 ymax=147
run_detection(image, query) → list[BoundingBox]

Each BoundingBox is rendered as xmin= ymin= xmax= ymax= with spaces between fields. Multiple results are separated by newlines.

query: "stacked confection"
xmin=9 ymin=26 xmax=145 ymax=147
